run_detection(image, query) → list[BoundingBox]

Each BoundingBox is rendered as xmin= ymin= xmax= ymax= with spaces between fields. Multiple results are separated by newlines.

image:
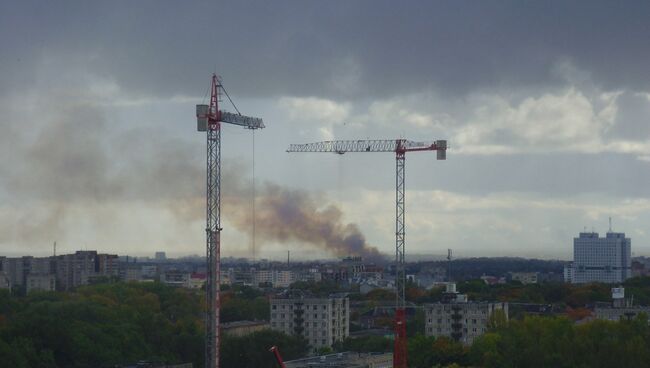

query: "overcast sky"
xmin=2 ymin=1 xmax=650 ymax=260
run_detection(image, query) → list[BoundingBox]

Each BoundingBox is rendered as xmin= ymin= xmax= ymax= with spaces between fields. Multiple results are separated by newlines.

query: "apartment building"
xmin=270 ymin=293 xmax=349 ymax=351
xmin=425 ymin=284 xmax=508 ymax=345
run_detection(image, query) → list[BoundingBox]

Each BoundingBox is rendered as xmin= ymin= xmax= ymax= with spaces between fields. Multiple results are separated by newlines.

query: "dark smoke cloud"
xmin=0 ymin=96 xmax=205 ymax=247
xmin=223 ymin=176 xmax=386 ymax=262
xmin=0 ymin=93 xmax=382 ymax=260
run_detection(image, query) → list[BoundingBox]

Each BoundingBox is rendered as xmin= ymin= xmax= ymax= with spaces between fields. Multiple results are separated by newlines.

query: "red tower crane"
xmin=269 ymin=346 xmax=287 ymax=368
xmin=196 ymin=74 xmax=264 ymax=368
xmin=287 ymin=139 xmax=447 ymax=368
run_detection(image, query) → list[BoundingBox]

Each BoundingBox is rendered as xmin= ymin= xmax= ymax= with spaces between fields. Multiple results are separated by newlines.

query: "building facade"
xmin=0 ymin=256 xmax=55 ymax=291
xmin=254 ymin=269 xmax=296 ymax=288
xmin=270 ymin=294 xmax=349 ymax=351
xmin=26 ymin=274 xmax=56 ymax=293
xmin=425 ymin=284 xmax=507 ymax=345
xmin=569 ymin=231 xmax=632 ymax=284
xmin=425 ymin=302 xmax=508 ymax=345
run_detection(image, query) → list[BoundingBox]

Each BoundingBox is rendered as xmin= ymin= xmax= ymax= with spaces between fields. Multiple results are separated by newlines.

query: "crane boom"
xmin=287 ymin=137 xmax=446 ymax=368
xmin=287 ymin=139 xmax=446 ymax=156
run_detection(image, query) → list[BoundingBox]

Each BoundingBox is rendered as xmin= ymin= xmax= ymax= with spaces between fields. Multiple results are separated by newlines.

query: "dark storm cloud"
xmin=2 ymin=1 xmax=650 ymax=100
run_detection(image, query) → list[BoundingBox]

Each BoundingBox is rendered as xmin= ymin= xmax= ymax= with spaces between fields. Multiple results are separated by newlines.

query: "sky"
xmin=1 ymin=1 xmax=650 ymax=260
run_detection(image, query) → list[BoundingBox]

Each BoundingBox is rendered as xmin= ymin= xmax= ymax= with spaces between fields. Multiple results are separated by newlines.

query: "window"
xmin=272 ymin=305 xmax=277 ymax=310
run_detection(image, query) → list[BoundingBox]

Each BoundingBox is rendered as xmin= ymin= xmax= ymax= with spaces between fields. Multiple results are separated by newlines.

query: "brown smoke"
xmin=223 ymin=173 xmax=386 ymax=262
xmin=0 ymin=87 xmax=384 ymax=260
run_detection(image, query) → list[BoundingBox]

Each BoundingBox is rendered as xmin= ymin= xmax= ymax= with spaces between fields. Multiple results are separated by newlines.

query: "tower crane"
xmin=269 ymin=346 xmax=287 ymax=368
xmin=196 ymin=74 xmax=264 ymax=368
xmin=287 ymin=138 xmax=447 ymax=368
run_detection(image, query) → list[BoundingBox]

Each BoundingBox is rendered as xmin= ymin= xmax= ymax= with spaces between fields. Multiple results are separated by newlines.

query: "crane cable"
xmin=220 ymin=84 xmax=241 ymax=116
xmin=220 ymin=80 xmax=255 ymax=261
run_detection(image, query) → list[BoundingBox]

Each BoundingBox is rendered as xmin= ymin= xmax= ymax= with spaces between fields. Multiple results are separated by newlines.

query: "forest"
xmin=0 ymin=283 xmax=302 ymax=368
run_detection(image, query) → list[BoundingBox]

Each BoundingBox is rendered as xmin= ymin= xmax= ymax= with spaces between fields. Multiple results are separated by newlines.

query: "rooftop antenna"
xmin=609 ymin=217 xmax=612 ymax=232
xmin=287 ymin=250 xmax=290 ymax=268
xmin=53 ymin=241 xmax=57 ymax=257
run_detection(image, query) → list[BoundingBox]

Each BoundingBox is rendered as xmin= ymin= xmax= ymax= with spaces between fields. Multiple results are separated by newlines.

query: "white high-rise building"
xmin=569 ymin=231 xmax=631 ymax=284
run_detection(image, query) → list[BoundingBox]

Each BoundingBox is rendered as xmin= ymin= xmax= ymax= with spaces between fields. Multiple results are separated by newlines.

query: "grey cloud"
xmin=607 ymin=92 xmax=650 ymax=141
xmin=2 ymin=1 xmax=650 ymax=100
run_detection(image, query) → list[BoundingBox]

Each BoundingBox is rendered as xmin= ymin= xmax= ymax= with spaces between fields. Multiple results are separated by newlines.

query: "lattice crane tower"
xmin=287 ymin=139 xmax=447 ymax=368
xmin=196 ymin=74 xmax=264 ymax=368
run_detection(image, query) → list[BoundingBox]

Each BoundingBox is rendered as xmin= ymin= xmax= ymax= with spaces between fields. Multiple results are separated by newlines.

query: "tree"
xmin=220 ymin=330 xmax=308 ymax=368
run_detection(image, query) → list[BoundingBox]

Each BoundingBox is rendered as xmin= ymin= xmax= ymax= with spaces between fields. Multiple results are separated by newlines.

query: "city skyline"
xmin=2 ymin=2 xmax=650 ymax=259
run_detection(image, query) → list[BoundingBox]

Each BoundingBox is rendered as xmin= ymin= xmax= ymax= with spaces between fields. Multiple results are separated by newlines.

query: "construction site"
xmin=196 ymin=74 xmax=447 ymax=368
xmin=4 ymin=3 xmax=650 ymax=368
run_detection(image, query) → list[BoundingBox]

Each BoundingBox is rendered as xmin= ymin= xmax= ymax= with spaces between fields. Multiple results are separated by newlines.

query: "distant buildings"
xmin=425 ymin=283 xmax=508 ymax=345
xmin=0 ymin=251 xmax=118 ymax=292
xmin=565 ymin=231 xmax=632 ymax=284
xmin=594 ymin=287 xmax=650 ymax=322
xmin=270 ymin=293 xmax=350 ymax=351
xmin=155 ymin=252 xmax=167 ymax=261
xmin=253 ymin=269 xmax=297 ymax=288
xmin=160 ymin=270 xmax=191 ymax=288
xmin=509 ymin=272 xmax=538 ymax=284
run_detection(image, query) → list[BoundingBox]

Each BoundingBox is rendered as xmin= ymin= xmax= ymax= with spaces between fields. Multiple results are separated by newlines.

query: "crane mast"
xmin=196 ymin=74 xmax=264 ymax=368
xmin=287 ymin=138 xmax=447 ymax=368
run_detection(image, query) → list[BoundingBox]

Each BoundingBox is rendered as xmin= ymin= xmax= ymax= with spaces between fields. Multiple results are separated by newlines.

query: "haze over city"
xmin=2 ymin=1 xmax=650 ymax=260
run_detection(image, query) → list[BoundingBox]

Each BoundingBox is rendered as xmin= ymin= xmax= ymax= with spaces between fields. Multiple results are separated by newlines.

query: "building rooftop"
xmin=285 ymin=352 xmax=392 ymax=368
xmin=221 ymin=320 xmax=268 ymax=329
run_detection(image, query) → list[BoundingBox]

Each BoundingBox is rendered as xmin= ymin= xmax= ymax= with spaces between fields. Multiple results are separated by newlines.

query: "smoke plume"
xmin=223 ymin=171 xmax=386 ymax=262
xmin=0 ymin=85 xmax=385 ymax=260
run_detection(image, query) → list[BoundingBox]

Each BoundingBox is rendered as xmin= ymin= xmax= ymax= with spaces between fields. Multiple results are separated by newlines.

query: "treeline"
xmin=412 ymin=257 xmax=565 ymax=280
xmin=0 ymin=282 xmax=298 ymax=368
xmin=456 ymin=276 xmax=650 ymax=307
xmin=342 ymin=314 xmax=650 ymax=368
